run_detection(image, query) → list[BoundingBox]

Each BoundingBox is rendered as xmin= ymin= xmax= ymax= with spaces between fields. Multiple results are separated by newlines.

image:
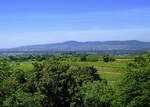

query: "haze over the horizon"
xmin=0 ymin=0 xmax=150 ymax=48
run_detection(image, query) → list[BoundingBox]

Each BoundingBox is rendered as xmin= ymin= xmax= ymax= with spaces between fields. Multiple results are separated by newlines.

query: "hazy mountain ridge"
xmin=1 ymin=40 xmax=150 ymax=52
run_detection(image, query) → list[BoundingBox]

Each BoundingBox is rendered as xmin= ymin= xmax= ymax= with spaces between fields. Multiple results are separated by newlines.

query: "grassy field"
xmin=11 ymin=58 xmax=131 ymax=85
xmin=11 ymin=62 xmax=34 ymax=71
xmin=75 ymin=59 xmax=130 ymax=84
xmin=96 ymin=67 xmax=125 ymax=84
xmin=76 ymin=61 xmax=126 ymax=68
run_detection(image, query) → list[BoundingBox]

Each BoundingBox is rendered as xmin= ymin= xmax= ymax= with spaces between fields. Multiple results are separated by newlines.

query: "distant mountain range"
xmin=1 ymin=40 xmax=150 ymax=52
xmin=0 ymin=40 xmax=150 ymax=56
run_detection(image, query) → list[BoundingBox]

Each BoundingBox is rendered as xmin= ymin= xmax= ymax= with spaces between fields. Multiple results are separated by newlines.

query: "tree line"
xmin=6 ymin=54 xmax=117 ymax=63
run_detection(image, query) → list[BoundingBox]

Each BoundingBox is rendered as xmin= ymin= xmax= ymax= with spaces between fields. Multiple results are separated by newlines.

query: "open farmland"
xmin=11 ymin=57 xmax=132 ymax=85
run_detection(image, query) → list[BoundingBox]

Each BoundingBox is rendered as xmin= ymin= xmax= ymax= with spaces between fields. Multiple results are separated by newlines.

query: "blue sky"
xmin=0 ymin=0 xmax=150 ymax=48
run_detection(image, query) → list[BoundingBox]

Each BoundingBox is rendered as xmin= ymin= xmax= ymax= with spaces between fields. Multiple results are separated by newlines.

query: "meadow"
xmin=11 ymin=57 xmax=133 ymax=85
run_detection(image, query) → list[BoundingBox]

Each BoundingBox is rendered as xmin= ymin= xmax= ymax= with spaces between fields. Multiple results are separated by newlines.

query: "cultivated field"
xmin=11 ymin=58 xmax=133 ymax=85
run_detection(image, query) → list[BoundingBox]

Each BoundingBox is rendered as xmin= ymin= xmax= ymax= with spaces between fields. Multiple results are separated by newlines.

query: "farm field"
xmin=11 ymin=61 xmax=34 ymax=71
xmin=11 ymin=58 xmax=131 ymax=85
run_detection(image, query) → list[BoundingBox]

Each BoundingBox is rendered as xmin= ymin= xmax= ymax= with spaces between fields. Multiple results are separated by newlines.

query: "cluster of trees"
xmin=79 ymin=55 xmax=100 ymax=62
xmin=0 ymin=58 xmax=104 ymax=107
xmin=112 ymin=55 xmax=150 ymax=107
xmin=7 ymin=54 xmax=80 ymax=62
xmin=103 ymin=55 xmax=116 ymax=62
xmin=80 ymin=55 xmax=116 ymax=62
xmin=0 ymin=54 xmax=150 ymax=107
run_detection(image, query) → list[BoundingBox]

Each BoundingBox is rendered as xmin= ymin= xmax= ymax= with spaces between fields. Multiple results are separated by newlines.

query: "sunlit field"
xmin=10 ymin=58 xmax=132 ymax=85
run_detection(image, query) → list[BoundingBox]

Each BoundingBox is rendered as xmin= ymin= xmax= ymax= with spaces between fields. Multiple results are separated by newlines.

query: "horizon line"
xmin=0 ymin=40 xmax=149 ymax=49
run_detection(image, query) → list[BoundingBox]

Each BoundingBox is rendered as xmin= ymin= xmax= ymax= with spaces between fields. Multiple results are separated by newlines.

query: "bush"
xmin=112 ymin=59 xmax=150 ymax=107
xmin=134 ymin=56 xmax=146 ymax=64
xmin=77 ymin=81 xmax=113 ymax=107
xmin=103 ymin=55 xmax=116 ymax=62
xmin=80 ymin=56 xmax=87 ymax=62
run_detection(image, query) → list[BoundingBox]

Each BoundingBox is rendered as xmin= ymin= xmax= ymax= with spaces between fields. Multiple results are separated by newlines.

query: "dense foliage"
xmin=0 ymin=59 xmax=102 ymax=107
xmin=78 ymin=81 xmax=113 ymax=107
xmin=112 ymin=55 xmax=150 ymax=107
xmin=0 ymin=54 xmax=150 ymax=107
xmin=103 ymin=55 xmax=116 ymax=62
